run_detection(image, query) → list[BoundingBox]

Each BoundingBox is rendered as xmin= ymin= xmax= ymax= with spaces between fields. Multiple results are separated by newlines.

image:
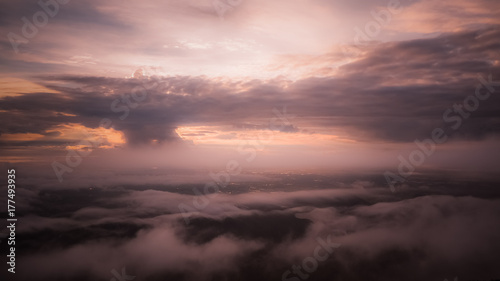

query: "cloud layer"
xmin=2 ymin=178 xmax=500 ymax=281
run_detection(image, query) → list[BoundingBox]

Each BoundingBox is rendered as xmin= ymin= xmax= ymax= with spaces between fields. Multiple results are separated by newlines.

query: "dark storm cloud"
xmin=341 ymin=26 xmax=500 ymax=78
xmin=0 ymin=0 xmax=126 ymax=27
xmin=1 ymin=26 xmax=500 ymax=146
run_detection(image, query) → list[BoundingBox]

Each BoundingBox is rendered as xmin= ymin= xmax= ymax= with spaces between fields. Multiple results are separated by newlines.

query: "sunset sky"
xmin=1 ymin=1 xmax=500 ymax=281
xmin=1 ymin=0 xmax=499 ymax=182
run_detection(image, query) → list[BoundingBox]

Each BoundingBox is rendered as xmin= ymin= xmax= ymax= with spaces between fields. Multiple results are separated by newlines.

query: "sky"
xmin=1 ymin=0 xmax=500 ymax=183
xmin=1 ymin=1 xmax=500 ymax=281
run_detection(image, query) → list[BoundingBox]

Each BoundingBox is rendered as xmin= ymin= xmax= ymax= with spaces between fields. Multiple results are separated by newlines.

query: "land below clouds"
xmin=1 ymin=170 xmax=500 ymax=281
